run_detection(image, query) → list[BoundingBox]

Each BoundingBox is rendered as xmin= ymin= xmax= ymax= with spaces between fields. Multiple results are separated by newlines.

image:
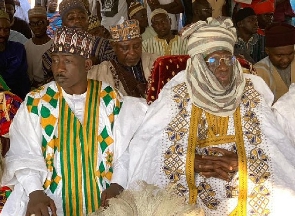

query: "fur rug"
xmin=89 ymin=182 xmax=204 ymax=216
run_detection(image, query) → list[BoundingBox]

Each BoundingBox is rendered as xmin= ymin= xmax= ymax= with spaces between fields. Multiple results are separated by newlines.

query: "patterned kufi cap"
xmin=110 ymin=19 xmax=141 ymax=42
xmin=150 ymin=8 xmax=168 ymax=22
xmin=181 ymin=17 xmax=237 ymax=57
xmin=0 ymin=10 xmax=9 ymax=21
xmin=128 ymin=1 xmax=145 ymax=18
xmin=88 ymin=15 xmax=101 ymax=31
xmin=51 ymin=27 xmax=94 ymax=58
xmin=28 ymin=6 xmax=47 ymax=19
xmin=59 ymin=0 xmax=87 ymax=19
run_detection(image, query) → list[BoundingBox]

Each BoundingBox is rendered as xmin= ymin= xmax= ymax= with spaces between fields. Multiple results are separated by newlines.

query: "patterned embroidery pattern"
xmin=172 ymin=82 xmax=190 ymax=109
xmin=242 ymin=79 xmax=270 ymax=215
xmin=163 ymin=83 xmax=190 ymax=196
xmin=163 ymin=144 xmax=185 ymax=182
xmin=249 ymin=185 xmax=270 ymax=215
xmin=197 ymin=118 xmax=208 ymax=140
xmin=197 ymin=182 xmax=220 ymax=210
xmin=248 ymin=148 xmax=270 ymax=184
xmin=166 ymin=109 xmax=189 ymax=142
xmin=243 ymin=110 xmax=262 ymax=145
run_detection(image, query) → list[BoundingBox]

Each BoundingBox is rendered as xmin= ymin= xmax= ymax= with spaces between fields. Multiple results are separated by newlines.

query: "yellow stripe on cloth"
xmin=230 ymin=107 xmax=248 ymax=216
xmin=186 ymin=105 xmax=248 ymax=213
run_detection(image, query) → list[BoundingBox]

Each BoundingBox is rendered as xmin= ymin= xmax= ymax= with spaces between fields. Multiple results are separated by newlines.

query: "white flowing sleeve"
xmin=111 ymin=96 xmax=148 ymax=188
xmin=2 ymin=100 xmax=48 ymax=195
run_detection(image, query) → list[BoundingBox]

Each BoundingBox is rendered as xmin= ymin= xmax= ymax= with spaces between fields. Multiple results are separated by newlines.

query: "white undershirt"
xmin=61 ymin=88 xmax=87 ymax=124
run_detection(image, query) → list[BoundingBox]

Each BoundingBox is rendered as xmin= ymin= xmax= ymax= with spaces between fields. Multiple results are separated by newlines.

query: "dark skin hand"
xmin=26 ymin=190 xmax=57 ymax=216
xmin=194 ymin=147 xmax=238 ymax=182
xmin=101 ymin=183 xmax=124 ymax=207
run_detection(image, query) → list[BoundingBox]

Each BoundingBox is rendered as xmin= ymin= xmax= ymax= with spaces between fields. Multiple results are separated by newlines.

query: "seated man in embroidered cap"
xmin=1 ymin=26 xmax=145 ymax=216
xmin=234 ymin=7 xmax=266 ymax=64
xmin=142 ymin=8 xmax=187 ymax=56
xmin=0 ymin=10 xmax=30 ymax=100
xmin=110 ymin=17 xmax=295 ymax=215
xmin=255 ymin=22 xmax=295 ymax=102
xmin=42 ymin=0 xmax=116 ymax=79
xmin=88 ymin=19 xmax=158 ymax=98
xmin=128 ymin=1 xmax=156 ymax=41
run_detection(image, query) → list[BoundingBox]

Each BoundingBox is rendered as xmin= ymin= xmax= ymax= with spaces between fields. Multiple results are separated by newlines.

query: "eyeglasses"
xmin=29 ymin=20 xmax=45 ymax=27
xmin=205 ymin=56 xmax=236 ymax=70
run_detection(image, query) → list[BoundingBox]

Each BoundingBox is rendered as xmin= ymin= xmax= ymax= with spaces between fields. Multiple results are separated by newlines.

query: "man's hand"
xmin=194 ymin=148 xmax=238 ymax=181
xmin=101 ymin=183 xmax=124 ymax=207
xmin=25 ymin=190 xmax=57 ymax=216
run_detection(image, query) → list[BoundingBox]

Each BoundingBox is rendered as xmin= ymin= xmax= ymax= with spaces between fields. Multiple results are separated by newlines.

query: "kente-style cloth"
xmin=51 ymin=27 xmax=94 ymax=59
xmin=142 ymin=35 xmax=188 ymax=56
xmin=181 ymin=17 xmax=245 ymax=117
xmin=88 ymin=15 xmax=101 ymax=31
xmin=264 ymin=22 xmax=295 ymax=47
xmin=273 ymin=83 xmax=295 ymax=143
xmin=109 ymin=19 xmax=141 ymax=42
xmin=123 ymin=70 xmax=295 ymax=216
xmin=88 ymin=52 xmax=158 ymax=98
xmin=254 ymin=56 xmax=295 ymax=102
xmin=28 ymin=6 xmax=47 ymax=19
xmin=1 ymin=80 xmax=127 ymax=215
xmin=128 ymin=1 xmax=145 ymax=18
xmin=0 ymin=10 xmax=9 ymax=21
xmin=59 ymin=0 xmax=87 ymax=19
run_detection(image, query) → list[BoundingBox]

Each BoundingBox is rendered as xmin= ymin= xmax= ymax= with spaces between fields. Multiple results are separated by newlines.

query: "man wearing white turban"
xmin=107 ymin=17 xmax=295 ymax=215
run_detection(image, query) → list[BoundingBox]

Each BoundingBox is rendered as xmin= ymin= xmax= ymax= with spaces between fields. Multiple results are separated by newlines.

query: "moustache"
xmin=55 ymin=73 xmax=66 ymax=78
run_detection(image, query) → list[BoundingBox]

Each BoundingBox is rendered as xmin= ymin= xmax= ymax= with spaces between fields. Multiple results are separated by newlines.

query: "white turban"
xmin=181 ymin=17 xmax=237 ymax=57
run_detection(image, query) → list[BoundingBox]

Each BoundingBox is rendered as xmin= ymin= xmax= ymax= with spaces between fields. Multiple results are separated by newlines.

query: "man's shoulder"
xmin=273 ymin=83 xmax=295 ymax=110
xmin=254 ymin=56 xmax=270 ymax=68
xmin=8 ymin=40 xmax=25 ymax=48
xmin=26 ymin=81 xmax=58 ymax=100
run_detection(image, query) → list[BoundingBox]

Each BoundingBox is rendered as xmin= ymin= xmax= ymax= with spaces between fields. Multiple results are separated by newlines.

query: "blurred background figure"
xmin=46 ymin=0 xmax=62 ymax=38
xmin=88 ymin=15 xmax=110 ymax=39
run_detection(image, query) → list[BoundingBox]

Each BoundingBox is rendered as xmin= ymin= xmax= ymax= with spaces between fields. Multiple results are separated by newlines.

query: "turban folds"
xmin=181 ymin=17 xmax=237 ymax=57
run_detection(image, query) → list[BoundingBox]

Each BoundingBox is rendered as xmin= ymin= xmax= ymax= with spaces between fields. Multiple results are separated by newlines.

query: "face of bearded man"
xmin=0 ymin=18 xmax=10 ymax=52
